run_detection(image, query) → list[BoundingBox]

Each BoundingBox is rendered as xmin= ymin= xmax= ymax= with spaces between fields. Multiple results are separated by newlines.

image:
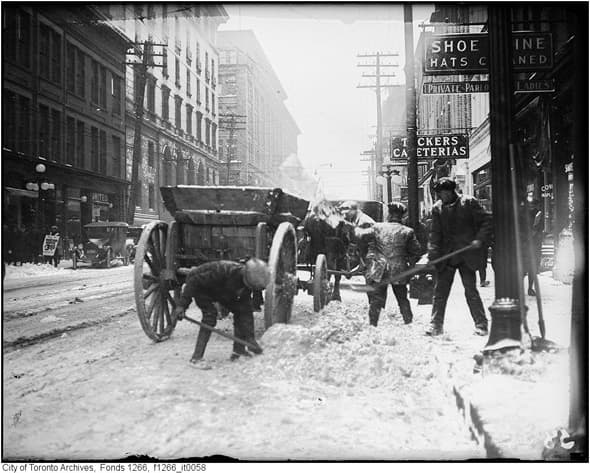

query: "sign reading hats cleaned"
xmin=390 ymin=134 xmax=469 ymax=160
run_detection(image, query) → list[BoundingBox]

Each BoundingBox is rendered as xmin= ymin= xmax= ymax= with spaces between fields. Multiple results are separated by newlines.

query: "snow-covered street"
xmin=3 ymin=264 xmax=487 ymax=460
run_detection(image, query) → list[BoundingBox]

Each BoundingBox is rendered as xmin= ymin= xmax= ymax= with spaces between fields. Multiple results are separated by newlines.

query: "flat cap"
xmin=388 ymin=202 xmax=407 ymax=215
xmin=433 ymin=177 xmax=457 ymax=192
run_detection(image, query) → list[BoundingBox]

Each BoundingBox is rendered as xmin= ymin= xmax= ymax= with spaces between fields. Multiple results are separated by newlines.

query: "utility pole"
xmin=484 ymin=6 xmax=523 ymax=352
xmin=360 ymin=148 xmax=376 ymax=199
xmin=404 ymin=5 xmax=419 ymax=229
xmin=218 ymin=113 xmax=246 ymax=185
xmin=357 ymin=52 xmax=399 ymax=202
xmin=125 ymin=40 xmax=165 ymax=225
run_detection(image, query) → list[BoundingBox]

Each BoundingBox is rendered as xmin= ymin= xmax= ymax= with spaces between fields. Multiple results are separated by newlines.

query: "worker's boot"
xmin=190 ymin=328 xmax=211 ymax=363
xmin=368 ymin=306 xmax=380 ymax=327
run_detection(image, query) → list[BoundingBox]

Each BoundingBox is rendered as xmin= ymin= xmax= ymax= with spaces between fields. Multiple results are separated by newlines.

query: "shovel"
xmin=349 ymin=242 xmax=480 ymax=292
xmin=181 ymin=313 xmax=260 ymax=352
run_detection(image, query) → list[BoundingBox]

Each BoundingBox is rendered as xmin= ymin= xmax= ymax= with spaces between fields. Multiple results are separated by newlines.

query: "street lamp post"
xmin=25 ymin=162 xmax=55 ymax=233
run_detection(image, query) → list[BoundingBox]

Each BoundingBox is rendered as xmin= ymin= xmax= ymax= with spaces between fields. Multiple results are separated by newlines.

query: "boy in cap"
xmin=173 ymin=258 xmax=270 ymax=367
xmin=426 ymin=177 xmax=492 ymax=336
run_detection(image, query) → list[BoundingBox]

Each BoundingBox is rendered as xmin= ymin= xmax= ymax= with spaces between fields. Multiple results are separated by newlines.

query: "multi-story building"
xmin=217 ymin=30 xmax=299 ymax=187
xmin=104 ymin=4 xmax=228 ymax=223
xmin=3 ymin=5 xmax=130 ymax=242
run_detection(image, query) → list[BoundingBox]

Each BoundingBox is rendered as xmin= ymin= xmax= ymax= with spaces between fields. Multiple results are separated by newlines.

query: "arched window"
xmin=187 ymin=158 xmax=195 ymax=185
xmin=176 ymin=149 xmax=184 ymax=185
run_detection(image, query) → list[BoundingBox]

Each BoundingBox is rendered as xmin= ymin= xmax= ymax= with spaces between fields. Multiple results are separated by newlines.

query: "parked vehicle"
xmin=73 ymin=221 xmax=130 ymax=269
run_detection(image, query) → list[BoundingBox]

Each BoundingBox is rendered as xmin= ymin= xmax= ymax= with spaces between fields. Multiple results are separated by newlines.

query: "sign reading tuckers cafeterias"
xmin=423 ymin=32 xmax=553 ymax=75
xmin=390 ymin=134 xmax=469 ymax=160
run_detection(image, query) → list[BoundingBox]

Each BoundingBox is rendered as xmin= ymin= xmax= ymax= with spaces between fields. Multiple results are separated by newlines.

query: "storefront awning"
xmin=5 ymin=186 xmax=38 ymax=199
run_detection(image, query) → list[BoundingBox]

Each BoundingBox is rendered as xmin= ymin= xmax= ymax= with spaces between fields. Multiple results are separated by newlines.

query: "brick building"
xmin=217 ymin=30 xmax=299 ymax=186
xmin=104 ymin=4 xmax=228 ymax=224
xmin=3 ymin=5 xmax=131 ymax=243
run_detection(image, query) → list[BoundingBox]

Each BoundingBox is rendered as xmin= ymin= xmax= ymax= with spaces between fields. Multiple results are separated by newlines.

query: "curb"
xmin=3 ymin=307 xmax=135 ymax=352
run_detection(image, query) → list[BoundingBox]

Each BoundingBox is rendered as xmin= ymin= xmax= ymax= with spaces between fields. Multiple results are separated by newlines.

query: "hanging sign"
xmin=423 ymin=78 xmax=556 ymax=94
xmin=42 ymin=235 xmax=60 ymax=257
xmin=390 ymin=134 xmax=469 ymax=160
xmin=423 ymin=32 xmax=553 ymax=75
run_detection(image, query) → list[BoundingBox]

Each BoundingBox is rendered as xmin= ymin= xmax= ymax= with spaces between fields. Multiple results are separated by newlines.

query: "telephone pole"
xmin=357 ymin=52 xmax=399 ymax=202
xmin=360 ymin=148 xmax=376 ymax=199
xmin=219 ymin=113 xmax=246 ymax=185
xmin=125 ymin=40 xmax=165 ymax=225
xmin=404 ymin=5 xmax=419 ymax=229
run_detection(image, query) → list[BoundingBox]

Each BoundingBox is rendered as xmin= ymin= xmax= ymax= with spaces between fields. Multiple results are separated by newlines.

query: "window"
xmin=148 ymin=184 xmax=155 ymax=209
xmin=76 ymin=49 xmax=85 ymax=97
xmin=196 ymin=41 xmax=201 ymax=72
xmin=196 ymin=78 xmax=201 ymax=104
xmin=162 ymin=48 xmax=168 ymax=77
xmin=136 ymin=184 xmax=142 ymax=208
xmin=112 ymin=135 xmax=121 ymax=177
xmin=196 ymin=111 xmax=202 ymax=142
xmin=91 ymin=127 xmax=99 ymax=171
xmin=66 ymin=44 xmax=76 ymax=92
xmin=176 ymin=153 xmax=185 ymax=185
xmin=205 ymin=119 xmax=211 ymax=147
xmin=161 ymin=86 xmax=170 ymax=121
xmin=212 ymin=123 xmax=217 ymax=151
xmin=51 ymin=109 xmax=61 ymax=162
xmin=186 ymin=68 xmax=191 ymax=96
xmin=66 ymin=117 xmax=75 ymax=164
xmin=146 ymin=78 xmax=155 ymax=113
xmin=147 ymin=4 xmax=155 ymax=19
xmin=4 ymin=8 xmax=30 ymax=66
xmin=77 ymin=121 xmax=85 ymax=168
xmin=39 ymin=25 xmax=50 ymax=78
xmin=148 ymin=141 xmax=155 ymax=167
xmin=99 ymin=130 xmax=107 ymax=174
xmin=18 ymin=95 xmax=31 ymax=155
xmin=211 ymin=93 xmax=215 ymax=116
xmin=186 ymin=104 xmax=193 ymax=136
xmin=205 ymin=88 xmax=209 ymax=111
xmin=3 ymin=92 xmax=16 ymax=150
xmin=51 ymin=31 xmax=61 ymax=83
xmin=175 ymin=96 xmax=182 ymax=130
xmin=175 ymin=57 xmax=180 ymax=87
xmin=112 ymin=75 xmax=122 ymax=115
xmin=91 ymin=60 xmax=99 ymax=103
xmin=205 ymin=51 xmax=209 ymax=81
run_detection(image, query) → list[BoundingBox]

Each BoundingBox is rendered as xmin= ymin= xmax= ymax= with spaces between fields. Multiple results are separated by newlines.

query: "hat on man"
xmin=339 ymin=201 xmax=358 ymax=211
xmin=433 ymin=177 xmax=457 ymax=192
xmin=388 ymin=202 xmax=407 ymax=216
xmin=244 ymin=258 xmax=271 ymax=290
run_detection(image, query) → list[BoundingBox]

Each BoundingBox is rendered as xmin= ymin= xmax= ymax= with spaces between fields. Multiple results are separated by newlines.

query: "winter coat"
xmin=428 ymin=194 xmax=492 ymax=271
xmin=365 ymin=222 xmax=423 ymax=285
xmin=176 ymin=261 xmax=252 ymax=312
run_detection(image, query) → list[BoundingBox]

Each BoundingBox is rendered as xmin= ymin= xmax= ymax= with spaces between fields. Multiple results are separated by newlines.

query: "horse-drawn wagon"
xmin=133 ymin=186 xmax=338 ymax=342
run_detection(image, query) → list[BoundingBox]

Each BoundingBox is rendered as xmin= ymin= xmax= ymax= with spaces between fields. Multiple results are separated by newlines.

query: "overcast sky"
xmin=220 ymin=3 xmax=434 ymax=200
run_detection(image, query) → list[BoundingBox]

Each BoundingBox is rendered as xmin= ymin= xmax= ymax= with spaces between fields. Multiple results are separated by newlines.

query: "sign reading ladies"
xmin=424 ymin=32 xmax=553 ymax=75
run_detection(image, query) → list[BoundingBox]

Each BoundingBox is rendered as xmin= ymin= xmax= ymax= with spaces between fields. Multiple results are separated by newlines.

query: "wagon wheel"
xmin=255 ymin=222 xmax=269 ymax=260
xmin=134 ymin=221 xmax=178 ymax=342
xmin=312 ymin=253 xmax=332 ymax=312
xmin=264 ymin=222 xmax=298 ymax=329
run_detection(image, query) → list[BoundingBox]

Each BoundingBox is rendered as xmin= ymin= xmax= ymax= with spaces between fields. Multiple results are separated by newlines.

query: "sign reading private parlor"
xmin=390 ymin=134 xmax=469 ymax=160
xmin=423 ymin=78 xmax=556 ymax=94
xmin=423 ymin=32 xmax=553 ymax=75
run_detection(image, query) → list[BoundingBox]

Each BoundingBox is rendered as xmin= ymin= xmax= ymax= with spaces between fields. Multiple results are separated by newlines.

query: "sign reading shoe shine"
xmin=423 ymin=32 xmax=553 ymax=75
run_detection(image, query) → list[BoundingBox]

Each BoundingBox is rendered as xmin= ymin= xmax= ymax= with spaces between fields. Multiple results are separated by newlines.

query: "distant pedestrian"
xmin=364 ymin=203 xmax=423 ymax=326
xmin=521 ymin=195 xmax=543 ymax=296
xmin=44 ymin=225 xmax=63 ymax=267
xmin=172 ymin=258 xmax=269 ymax=368
xmin=426 ymin=178 xmax=492 ymax=336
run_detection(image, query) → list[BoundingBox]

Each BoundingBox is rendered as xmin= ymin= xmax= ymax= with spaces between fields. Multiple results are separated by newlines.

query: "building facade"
xmin=3 ymin=5 xmax=131 ymax=244
xmin=217 ymin=30 xmax=299 ymax=187
xmin=104 ymin=4 xmax=228 ymax=223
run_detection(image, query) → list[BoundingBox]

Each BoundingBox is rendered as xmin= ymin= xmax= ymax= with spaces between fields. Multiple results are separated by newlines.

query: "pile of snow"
xmin=4 ymin=262 xmax=66 ymax=279
xmin=254 ymin=302 xmax=438 ymax=391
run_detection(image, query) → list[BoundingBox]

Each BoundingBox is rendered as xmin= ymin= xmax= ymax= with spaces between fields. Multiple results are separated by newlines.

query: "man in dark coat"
xmin=172 ymin=258 xmax=269 ymax=368
xmin=426 ymin=178 xmax=492 ymax=336
xmin=365 ymin=203 xmax=423 ymax=326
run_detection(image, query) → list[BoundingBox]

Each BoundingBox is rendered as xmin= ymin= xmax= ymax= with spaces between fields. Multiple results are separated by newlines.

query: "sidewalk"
xmin=408 ymin=267 xmax=573 ymax=459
